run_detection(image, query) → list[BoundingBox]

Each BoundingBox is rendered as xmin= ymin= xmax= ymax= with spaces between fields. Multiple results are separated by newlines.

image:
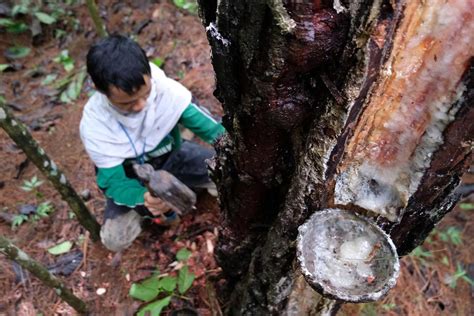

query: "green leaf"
xmin=137 ymin=296 xmax=171 ymax=316
xmin=446 ymin=227 xmax=462 ymax=245
xmin=34 ymin=12 xmax=56 ymax=25
xmin=65 ymin=69 xmax=86 ymax=101
xmin=0 ymin=18 xmax=13 ymax=27
xmin=151 ymin=57 xmax=164 ymax=68
xmin=0 ymin=18 xmax=28 ymax=33
xmin=5 ymin=46 xmax=31 ymax=59
xmin=11 ymin=214 xmax=28 ymax=229
xmin=382 ymin=303 xmax=396 ymax=311
xmin=439 ymin=232 xmax=449 ymax=243
xmin=441 ymin=256 xmax=449 ymax=266
xmin=47 ymin=241 xmax=73 ymax=255
xmin=41 ymin=74 xmax=58 ymax=85
xmin=60 ymin=90 xmax=71 ymax=103
xmin=0 ymin=64 xmax=11 ymax=72
xmin=178 ymin=266 xmax=195 ymax=294
xmin=64 ymin=61 xmax=74 ymax=72
xmin=12 ymin=2 xmax=30 ymax=16
xmin=129 ymin=276 xmax=160 ymax=302
xmin=461 ymin=275 xmax=474 ymax=286
xmin=36 ymin=201 xmax=54 ymax=217
xmin=459 ymin=203 xmax=474 ymax=210
xmin=176 ymin=248 xmax=191 ymax=261
xmin=55 ymin=29 xmax=67 ymax=39
xmin=157 ymin=276 xmax=176 ymax=292
xmin=21 ymin=185 xmax=33 ymax=192
xmin=172 ymin=0 xmax=198 ymax=13
xmin=53 ymin=50 xmax=75 ymax=72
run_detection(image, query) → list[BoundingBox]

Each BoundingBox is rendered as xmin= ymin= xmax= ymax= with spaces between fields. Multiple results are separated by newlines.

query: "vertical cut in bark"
xmin=334 ymin=0 xmax=474 ymax=221
xmin=0 ymin=103 xmax=101 ymax=241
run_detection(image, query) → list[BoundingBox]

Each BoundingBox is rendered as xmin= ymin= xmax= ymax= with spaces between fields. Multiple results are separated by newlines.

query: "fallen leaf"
xmin=47 ymin=241 xmax=73 ymax=255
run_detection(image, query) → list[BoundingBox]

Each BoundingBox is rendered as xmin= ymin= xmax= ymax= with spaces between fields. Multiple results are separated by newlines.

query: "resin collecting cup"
xmin=297 ymin=208 xmax=400 ymax=302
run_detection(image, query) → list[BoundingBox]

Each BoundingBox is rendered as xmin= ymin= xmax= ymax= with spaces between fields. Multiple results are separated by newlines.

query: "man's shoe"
xmin=151 ymin=210 xmax=180 ymax=228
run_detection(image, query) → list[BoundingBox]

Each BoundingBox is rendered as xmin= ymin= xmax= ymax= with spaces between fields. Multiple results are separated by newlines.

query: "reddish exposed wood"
xmin=346 ymin=0 xmax=473 ymax=167
xmin=334 ymin=0 xmax=474 ymax=220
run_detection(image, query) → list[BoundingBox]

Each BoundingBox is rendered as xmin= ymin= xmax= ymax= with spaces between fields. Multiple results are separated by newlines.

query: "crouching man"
xmin=80 ymin=35 xmax=225 ymax=252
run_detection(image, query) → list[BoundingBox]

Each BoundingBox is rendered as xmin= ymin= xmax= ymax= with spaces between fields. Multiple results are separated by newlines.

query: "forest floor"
xmin=0 ymin=1 xmax=472 ymax=315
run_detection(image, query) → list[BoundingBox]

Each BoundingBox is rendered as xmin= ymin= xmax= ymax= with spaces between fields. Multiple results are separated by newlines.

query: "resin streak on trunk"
xmin=335 ymin=0 xmax=474 ymax=221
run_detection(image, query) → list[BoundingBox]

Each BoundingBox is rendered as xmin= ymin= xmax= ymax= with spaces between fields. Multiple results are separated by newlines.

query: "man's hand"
xmin=144 ymin=192 xmax=168 ymax=216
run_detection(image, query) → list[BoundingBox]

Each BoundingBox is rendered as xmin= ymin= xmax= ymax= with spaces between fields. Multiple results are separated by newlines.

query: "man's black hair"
xmin=87 ymin=34 xmax=151 ymax=96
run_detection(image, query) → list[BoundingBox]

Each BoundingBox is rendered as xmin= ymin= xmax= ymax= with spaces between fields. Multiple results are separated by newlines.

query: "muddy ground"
xmin=0 ymin=1 xmax=472 ymax=315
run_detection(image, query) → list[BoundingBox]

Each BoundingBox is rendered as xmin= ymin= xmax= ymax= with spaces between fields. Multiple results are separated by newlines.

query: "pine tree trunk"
xmin=198 ymin=0 xmax=473 ymax=314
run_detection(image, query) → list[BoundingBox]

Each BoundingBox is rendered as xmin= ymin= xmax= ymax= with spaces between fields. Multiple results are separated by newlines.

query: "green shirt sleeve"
xmin=179 ymin=103 xmax=226 ymax=143
xmin=96 ymin=164 xmax=147 ymax=207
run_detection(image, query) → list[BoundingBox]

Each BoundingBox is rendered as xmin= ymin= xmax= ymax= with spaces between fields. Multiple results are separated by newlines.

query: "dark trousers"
xmin=104 ymin=141 xmax=215 ymax=220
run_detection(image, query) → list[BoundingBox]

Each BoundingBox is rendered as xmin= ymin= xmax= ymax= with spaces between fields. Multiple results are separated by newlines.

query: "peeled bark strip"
xmin=334 ymin=0 xmax=474 ymax=221
xmin=0 ymin=102 xmax=101 ymax=241
xmin=0 ymin=235 xmax=88 ymax=314
xmin=199 ymin=0 xmax=473 ymax=314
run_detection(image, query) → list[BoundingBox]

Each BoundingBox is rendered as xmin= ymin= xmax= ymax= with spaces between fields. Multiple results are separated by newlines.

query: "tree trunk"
xmin=0 ymin=235 xmax=88 ymax=314
xmin=198 ymin=0 xmax=473 ymax=314
xmin=0 ymin=102 xmax=101 ymax=241
xmin=86 ymin=0 xmax=107 ymax=38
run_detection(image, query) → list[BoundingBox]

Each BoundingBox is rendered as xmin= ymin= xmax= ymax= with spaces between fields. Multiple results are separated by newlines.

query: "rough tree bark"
xmin=197 ymin=0 xmax=473 ymax=314
xmin=0 ymin=102 xmax=101 ymax=241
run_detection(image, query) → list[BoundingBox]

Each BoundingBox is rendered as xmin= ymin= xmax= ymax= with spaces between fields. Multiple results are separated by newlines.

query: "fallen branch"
xmin=0 ymin=235 xmax=88 ymax=314
xmin=0 ymin=101 xmax=101 ymax=241
xmin=86 ymin=0 xmax=107 ymax=38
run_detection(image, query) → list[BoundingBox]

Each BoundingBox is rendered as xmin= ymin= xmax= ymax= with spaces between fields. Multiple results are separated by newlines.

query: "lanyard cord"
xmin=118 ymin=122 xmax=146 ymax=165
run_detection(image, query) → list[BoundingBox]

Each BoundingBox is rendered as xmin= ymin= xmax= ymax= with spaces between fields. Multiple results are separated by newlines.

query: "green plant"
xmin=437 ymin=226 xmax=462 ymax=246
xmin=151 ymin=57 xmax=164 ymax=68
xmin=51 ymin=66 xmax=87 ymax=104
xmin=360 ymin=303 xmax=378 ymax=316
xmin=459 ymin=202 xmax=474 ymax=210
xmin=41 ymin=74 xmax=58 ymax=86
xmin=10 ymin=201 xmax=55 ymax=230
xmin=53 ymin=50 xmax=75 ymax=72
xmin=381 ymin=303 xmax=397 ymax=311
xmin=176 ymin=70 xmax=185 ymax=80
xmin=445 ymin=263 xmax=474 ymax=289
xmin=409 ymin=246 xmax=433 ymax=266
xmin=172 ymin=0 xmax=198 ymax=14
xmin=129 ymin=247 xmax=196 ymax=315
xmin=0 ymin=0 xmax=70 ymax=61
xmin=0 ymin=0 xmax=58 ymax=35
xmin=0 ymin=18 xmax=28 ymax=33
xmin=11 ymin=214 xmax=28 ymax=229
xmin=16 ymin=176 xmax=55 ymax=228
xmin=4 ymin=46 xmax=31 ymax=59
xmin=21 ymin=175 xmax=44 ymax=198
xmin=31 ymin=201 xmax=54 ymax=221
xmin=441 ymin=255 xmax=450 ymax=266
